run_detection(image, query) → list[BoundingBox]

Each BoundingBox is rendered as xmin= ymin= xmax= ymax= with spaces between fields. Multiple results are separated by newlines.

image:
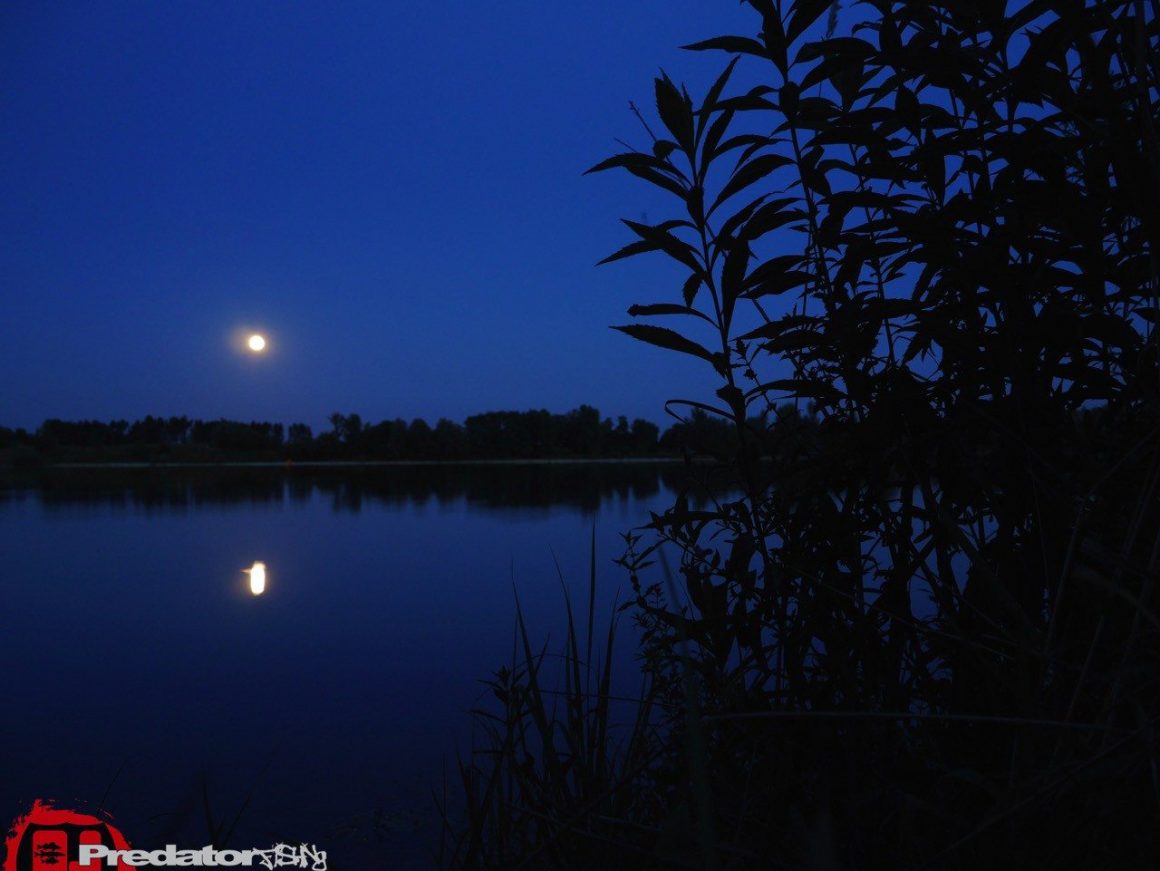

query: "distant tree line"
xmin=0 ymin=404 xmax=811 ymax=465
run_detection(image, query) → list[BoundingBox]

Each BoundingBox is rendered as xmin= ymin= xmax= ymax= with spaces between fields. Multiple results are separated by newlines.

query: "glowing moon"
xmin=247 ymin=334 xmax=267 ymax=352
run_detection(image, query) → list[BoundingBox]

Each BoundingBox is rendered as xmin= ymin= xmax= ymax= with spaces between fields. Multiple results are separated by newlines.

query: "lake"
xmin=0 ymin=462 xmax=716 ymax=868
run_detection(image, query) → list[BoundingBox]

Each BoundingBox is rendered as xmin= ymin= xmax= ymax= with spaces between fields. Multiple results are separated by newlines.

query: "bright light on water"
xmin=245 ymin=561 xmax=267 ymax=595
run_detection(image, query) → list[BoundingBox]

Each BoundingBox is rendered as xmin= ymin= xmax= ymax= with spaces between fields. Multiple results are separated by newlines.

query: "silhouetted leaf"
xmin=628 ymin=303 xmax=715 ymax=324
xmin=585 ymin=151 xmax=691 ymax=199
xmin=711 ymin=152 xmax=794 ymax=215
xmin=596 ymin=239 xmax=665 ymax=265
xmin=585 ymin=151 xmax=677 ymax=177
xmin=623 ymin=217 xmax=693 ymax=238
xmin=786 ymin=0 xmax=834 ymax=45
xmin=712 ymin=86 xmax=777 ymax=113
xmin=740 ymin=199 xmax=807 ymax=241
xmin=755 ymin=4 xmax=789 ymax=72
xmin=744 ymin=269 xmax=813 ymax=297
xmin=717 ymin=193 xmax=770 ymax=243
xmin=701 ymin=108 xmax=737 ymax=171
xmin=779 ymin=80 xmax=800 ymax=117
xmin=698 ymin=56 xmax=741 ymax=141
xmin=614 ymin=219 xmax=704 ymax=273
xmin=738 ymin=312 xmax=819 ymax=341
xmin=682 ymin=35 xmax=768 ymax=57
xmin=830 ymin=58 xmax=866 ymax=107
xmin=756 ymin=378 xmax=842 ymax=401
xmin=682 ymin=273 xmax=704 ymax=306
xmin=686 ymin=184 xmax=705 ymax=224
xmin=656 ymin=73 xmax=695 ymax=153
xmin=710 ymin=132 xmax=774 ymax=163
xmin=740 ymin=254 xmax=808 ymax=297
xmin=612 ymin=324 xmax=719 ymax=366
xmin=721 ymin=239 xmax=752 ymax=315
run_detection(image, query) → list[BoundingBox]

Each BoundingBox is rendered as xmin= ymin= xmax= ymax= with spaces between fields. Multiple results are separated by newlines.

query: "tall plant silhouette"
xmin=589 ymin=0 xmax=1160 ymax=866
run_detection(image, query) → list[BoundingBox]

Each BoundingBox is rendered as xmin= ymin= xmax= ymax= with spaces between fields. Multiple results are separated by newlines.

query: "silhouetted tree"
xmin=630 ymin=417 xmax=660 ymax=453
xmin=433 ymin=418 xmax=467 ymax=459
xmin=328 ymin=412 xmax=363 ymax=445
xmin=401 ymin=418 xmax=430 ymax=458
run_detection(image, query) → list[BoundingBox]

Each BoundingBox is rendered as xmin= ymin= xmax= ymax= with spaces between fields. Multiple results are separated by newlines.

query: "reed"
xmin=439 ymin=526 xmax=675 ymax=869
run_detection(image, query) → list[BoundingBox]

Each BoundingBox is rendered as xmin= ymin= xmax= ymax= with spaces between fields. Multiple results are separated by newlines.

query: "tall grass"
xmin=440 ymin=527 xmax=690 ymax=869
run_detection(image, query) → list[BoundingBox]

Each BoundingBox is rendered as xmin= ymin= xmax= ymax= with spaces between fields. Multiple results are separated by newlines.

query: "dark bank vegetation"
xmin=451 ymin=1 xmax=1160 ymax=868
xmin=0 ymin=405 xmax=762 ymax=466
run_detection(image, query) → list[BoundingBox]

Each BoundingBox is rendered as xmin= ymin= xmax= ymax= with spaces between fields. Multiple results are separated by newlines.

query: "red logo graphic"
xmin=3 ymin=801 xmax=131 ymax=871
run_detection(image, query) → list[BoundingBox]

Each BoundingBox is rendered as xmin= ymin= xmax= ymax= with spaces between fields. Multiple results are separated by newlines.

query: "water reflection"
xmin=6 ymin=462 xmax=736 ymax=514
xmin=0 ymin=460 xmax=735 ymax=868
xmin=245 ymin=560 xmax=267 ymax=596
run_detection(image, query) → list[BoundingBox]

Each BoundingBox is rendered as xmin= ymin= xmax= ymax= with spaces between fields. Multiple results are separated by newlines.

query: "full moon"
xmin=247 ymin=334 xmax=267 ymax=352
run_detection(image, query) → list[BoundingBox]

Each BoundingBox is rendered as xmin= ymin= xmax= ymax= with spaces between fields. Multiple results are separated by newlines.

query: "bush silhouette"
xmin=451 ymin=2 xmax=1160 ymax=867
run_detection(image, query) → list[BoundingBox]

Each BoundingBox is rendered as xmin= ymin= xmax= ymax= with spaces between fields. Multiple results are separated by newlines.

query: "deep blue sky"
xmin=0 ymin=2 xmax=761 ymax=431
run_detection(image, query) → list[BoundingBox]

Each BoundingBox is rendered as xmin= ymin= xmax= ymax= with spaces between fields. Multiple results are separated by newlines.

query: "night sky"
xmin=1 ymin=2 xmax=760 ymax=431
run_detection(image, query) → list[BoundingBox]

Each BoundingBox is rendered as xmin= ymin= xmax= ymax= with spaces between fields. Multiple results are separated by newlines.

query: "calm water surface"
xmin=0 ymin=463 xmax=716 ymax=867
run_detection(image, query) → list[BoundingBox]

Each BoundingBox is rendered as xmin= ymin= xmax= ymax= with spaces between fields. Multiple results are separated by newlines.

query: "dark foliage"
xmin=456 ymin=1 xmax=1160 ymax=868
